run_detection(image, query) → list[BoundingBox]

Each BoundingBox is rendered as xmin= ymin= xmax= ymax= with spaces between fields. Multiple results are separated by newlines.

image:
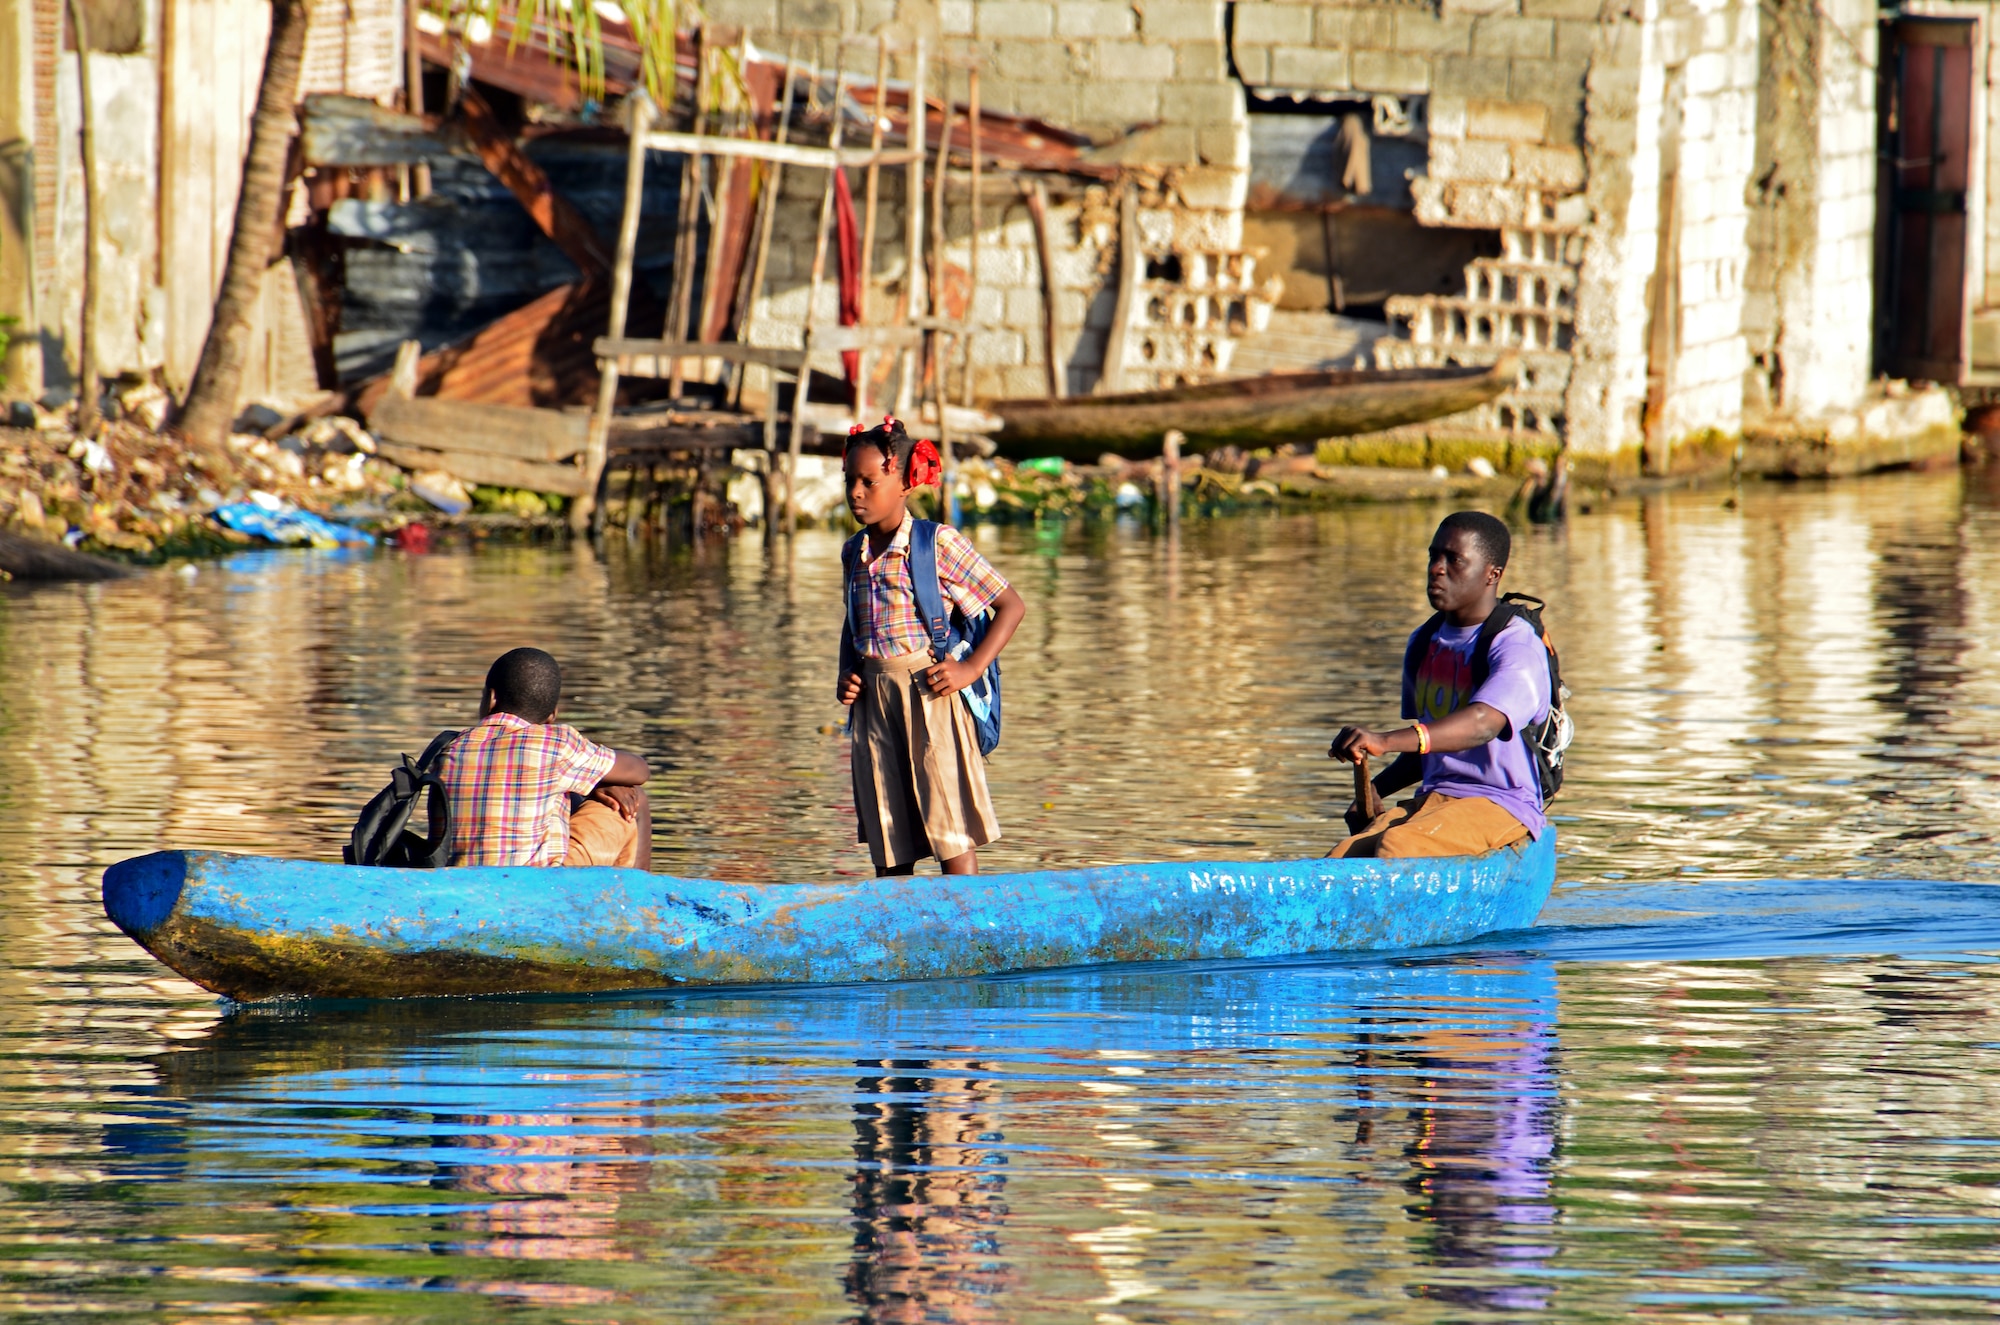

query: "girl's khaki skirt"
xmin=851 ymin=649 xmax=1001 ymax=870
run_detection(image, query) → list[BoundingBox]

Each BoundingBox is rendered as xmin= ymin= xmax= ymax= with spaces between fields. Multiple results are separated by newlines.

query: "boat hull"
xmin=989 ymin=361 xmax=1516 ymax=460
xmin=101 ymin=833 xmax=1557 ymax=1001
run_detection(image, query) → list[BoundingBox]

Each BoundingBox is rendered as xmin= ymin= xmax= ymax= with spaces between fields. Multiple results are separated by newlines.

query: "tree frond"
xmin=422 ymin=0 xmax=685 ymax=108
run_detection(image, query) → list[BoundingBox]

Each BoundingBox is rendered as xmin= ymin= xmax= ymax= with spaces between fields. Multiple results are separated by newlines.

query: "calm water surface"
xmin=8 ymin=470 xmax=2000 ymax=1319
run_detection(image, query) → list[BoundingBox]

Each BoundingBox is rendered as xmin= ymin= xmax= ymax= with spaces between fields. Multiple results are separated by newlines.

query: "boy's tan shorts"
xmin=1329 ymin=791 xmax=1529 ymax=860
xmin=566 ymin=799 xmax=641 ymax=868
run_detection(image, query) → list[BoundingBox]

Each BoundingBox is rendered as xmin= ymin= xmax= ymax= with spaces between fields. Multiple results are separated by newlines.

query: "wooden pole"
xmin=1097 ymin=185 xmax=1141 ymax=395
xmin=666 ymin=33 xmax=713 ymax=399
xmin=961 ymin=67 xmax=980 ymax=410
xmin=1161 ymin=426 xmax=1182 ymax=529
xmin=939 ymin=331 xmax=960 ymax=524
xmin=693 ymin=34 xmax=752 ymax=390
xmin=66 ymin=0 xmax=99 ymax=435
xmin=404 ymin=0 xmax=429 ymax=197
xmin=898 ymin=39 xmax=927 ymax=417
xmin=927 ymin=91 xmax=954 ymax=401
xmin=736 ymin=42 xmax=799 ymax=408
xmin=1024 ymin=178 xmax=1063 ymax=398
xmin=854 ymin=39 xmax=888 ymax=422
xmin=784 ymin=60 xmax=849 ymax=534
xmin=574 ymin=90 xmax=655 ymax=536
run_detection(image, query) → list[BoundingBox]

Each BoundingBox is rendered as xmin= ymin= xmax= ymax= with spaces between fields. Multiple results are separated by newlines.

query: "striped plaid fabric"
xmin=439 ymin=713 xmax=617 ymax=867
xmin=847 ymin=514 xmax=1010 ymax=658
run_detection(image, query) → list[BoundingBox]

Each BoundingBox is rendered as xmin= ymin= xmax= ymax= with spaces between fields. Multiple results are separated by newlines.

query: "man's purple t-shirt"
xmin=1401 ymin=615 xmax=1550 ymax=837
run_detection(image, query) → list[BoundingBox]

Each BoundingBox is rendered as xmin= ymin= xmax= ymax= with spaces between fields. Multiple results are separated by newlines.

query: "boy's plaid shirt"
xmin=438 ymin=713 xmax=616 ymax=866
xmin=846 ymin=513 xmax=1009 ymax=658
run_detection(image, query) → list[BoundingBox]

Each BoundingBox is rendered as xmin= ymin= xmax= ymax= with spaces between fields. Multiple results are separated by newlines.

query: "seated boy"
xmin=439 ymin=647 xmax=652 ymax=869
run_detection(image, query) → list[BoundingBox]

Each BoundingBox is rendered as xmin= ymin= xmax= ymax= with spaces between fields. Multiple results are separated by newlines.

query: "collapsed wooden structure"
xmin=297 ymin=20 xmax=1105 ymax=535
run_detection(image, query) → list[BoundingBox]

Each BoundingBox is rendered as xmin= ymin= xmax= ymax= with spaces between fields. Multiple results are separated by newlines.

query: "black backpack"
xmin=343 ymin=730 xmax=459 ymax=867
xmin=1405 ymin=593 xmax=1572 ymax=800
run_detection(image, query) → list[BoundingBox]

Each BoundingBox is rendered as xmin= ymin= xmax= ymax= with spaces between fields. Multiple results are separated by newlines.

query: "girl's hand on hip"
xmin=838 ymin=672 xmax=863 ymax=705
xmin=922 ymin=658 xmax=978 ymax=697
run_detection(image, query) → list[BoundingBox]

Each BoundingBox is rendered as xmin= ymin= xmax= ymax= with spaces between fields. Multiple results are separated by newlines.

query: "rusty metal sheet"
xmin=100 ymin=835 xmax=1558 ymax=1002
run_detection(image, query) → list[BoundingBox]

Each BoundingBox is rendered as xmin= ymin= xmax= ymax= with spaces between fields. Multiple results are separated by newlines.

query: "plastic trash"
xmin=1019 ymin=457 xmax=1066 ymax=476
xmin=213 ymin=497 xmax=375 ymax=548
xmin=409 ymin=470 xmax=471 ymax=516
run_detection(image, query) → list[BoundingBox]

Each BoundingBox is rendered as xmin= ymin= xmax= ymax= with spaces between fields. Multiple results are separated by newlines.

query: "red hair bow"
xmin=906 ymin=438 xmax=942 ymax=488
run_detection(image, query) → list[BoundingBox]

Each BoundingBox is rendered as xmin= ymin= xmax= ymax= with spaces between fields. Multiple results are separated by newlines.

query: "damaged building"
xmin=0 ymin=0 xmax=1989 ymax=478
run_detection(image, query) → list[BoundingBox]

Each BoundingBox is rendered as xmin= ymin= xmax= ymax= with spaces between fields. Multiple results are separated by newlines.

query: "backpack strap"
xmin=838 ymin=532 xmax=864 ymax=679
xmin=1468 ymin=600 xmax=1520 ymax=693
xmin=907 ymin=518 xmax=953 ymax=661
xmin=415 ymin=728 xmax=459 ymax=772
xmin=1403 ymin=612 xmax=1445 ymax=717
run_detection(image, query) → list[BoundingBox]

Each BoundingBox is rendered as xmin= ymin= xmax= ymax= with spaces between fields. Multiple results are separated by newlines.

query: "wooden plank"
xmin=1097 ymin=187 xmax=1141 ymax=395
xmin=1025 ymin=178 xmax=1065 ymax=398
xmin=299 ymin=93 xmax=473 ymax=166
xmin=807 ymin=323 xmax=925 ymax=353
xmin=457 ymin=85 xmax=612 ymax=278
xmin=374 ymin=440 xmax=592 ymax=496
xmin=640 ymin=130 xmax=918 ymax=170
xmin=370 ymin=394 xmax=588 ymax=462
xmin=596 ymin=338 xmax=806 ymax=370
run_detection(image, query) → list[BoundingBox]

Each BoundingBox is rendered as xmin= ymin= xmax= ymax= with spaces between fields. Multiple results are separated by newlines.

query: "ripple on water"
xmin=5 ymin=471 xmax=2000 ymax=1318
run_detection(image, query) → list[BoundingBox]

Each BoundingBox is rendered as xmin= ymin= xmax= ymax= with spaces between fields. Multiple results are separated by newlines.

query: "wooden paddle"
xmin=1349 ymin=753 xmax=1383 ymax=834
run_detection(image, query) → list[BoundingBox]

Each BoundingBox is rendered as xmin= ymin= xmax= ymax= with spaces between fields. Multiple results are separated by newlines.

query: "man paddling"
xmin=1328 ymin=511 xmax=1550 ymax=858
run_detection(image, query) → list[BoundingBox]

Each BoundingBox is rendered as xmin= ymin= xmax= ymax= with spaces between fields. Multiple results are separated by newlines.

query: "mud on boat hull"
xmin=100 ymin=833 xmax=1558 ymax=1001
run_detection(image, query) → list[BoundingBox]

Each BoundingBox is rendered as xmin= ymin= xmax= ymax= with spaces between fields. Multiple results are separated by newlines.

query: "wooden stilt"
xmin=898 ymin=40 xmax=927 ymax=417
xmin=575 ymin=91 xmax=655 ymax=536
xmin=734 ymin=40 xmax=799 ymax=413
xmin=855 ymin=40 xmax=889 ymax=423
xmin=1025 ymin=178 xmax=1064 ymax=398
xmin=666 ymin=32 xmax=712 ymax=400
xmin=962 ymin=68 xmax=980 ymax=410
xmin=927 ymin=91 xmax=955 ymax=403
xmin=784 ymin=59 xmax=850 ymax=535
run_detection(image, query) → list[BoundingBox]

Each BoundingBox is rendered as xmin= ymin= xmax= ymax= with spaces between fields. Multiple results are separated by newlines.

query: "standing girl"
xmin=837 ymin=417 xmax=1027 ymax=876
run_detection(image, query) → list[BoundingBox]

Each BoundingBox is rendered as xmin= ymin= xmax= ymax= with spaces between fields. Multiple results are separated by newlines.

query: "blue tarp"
xmin=213 ymin=502 xmax=375 ymax=548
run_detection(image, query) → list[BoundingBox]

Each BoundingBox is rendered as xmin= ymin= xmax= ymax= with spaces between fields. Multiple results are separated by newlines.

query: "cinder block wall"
xmin=718 ymin=0 xmax=1880 ymax=453
xmin=708 ymin=0 xmax=1255 ymax=403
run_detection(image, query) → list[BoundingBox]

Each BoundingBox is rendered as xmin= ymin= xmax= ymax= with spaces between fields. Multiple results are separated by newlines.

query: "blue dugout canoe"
xmin=100 ymin=833 xmax=1557 ymax=1002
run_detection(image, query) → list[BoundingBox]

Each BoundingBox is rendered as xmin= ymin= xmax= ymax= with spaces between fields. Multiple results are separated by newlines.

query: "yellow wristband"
xmin=1414 ymin=722 xmax=1431 ymax=755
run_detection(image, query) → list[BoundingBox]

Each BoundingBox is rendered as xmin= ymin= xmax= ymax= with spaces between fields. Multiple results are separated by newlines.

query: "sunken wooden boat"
xmin=988 ymin=358 xmax=1518 ymax=461
xmin=100 ymin=832 xmax=1556 ymax=1001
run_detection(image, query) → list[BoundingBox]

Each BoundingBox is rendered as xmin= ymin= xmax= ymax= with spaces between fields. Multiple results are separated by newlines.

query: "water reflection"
xmin=846 ymin=1061 xmax=1014 ymax=1321
xmin=8 ymin=471 xmax=2000 ymax=1317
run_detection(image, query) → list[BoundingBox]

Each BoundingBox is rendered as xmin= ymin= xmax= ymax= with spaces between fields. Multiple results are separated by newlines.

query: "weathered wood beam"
xmin=596 ymin=337 xmax=807 ymax=370
xmin=641 ymin=131 xmax=918 ymax=171
xmin=369 ymin=394 xmax=587 ymax=463
xmin=456 ymin=86 xmax=612 ymax=279
xmin=373 ymin=440 xmax=591 ymax=496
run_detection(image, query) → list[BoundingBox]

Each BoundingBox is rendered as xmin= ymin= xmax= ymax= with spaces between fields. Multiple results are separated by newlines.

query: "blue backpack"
xmin=840 ymin=520 xmax=1003 ymax=756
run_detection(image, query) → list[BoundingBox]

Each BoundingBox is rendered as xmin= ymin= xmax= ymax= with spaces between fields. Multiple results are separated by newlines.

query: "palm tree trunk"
xmin=176 ymin=0 xmax=308 ymax=447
